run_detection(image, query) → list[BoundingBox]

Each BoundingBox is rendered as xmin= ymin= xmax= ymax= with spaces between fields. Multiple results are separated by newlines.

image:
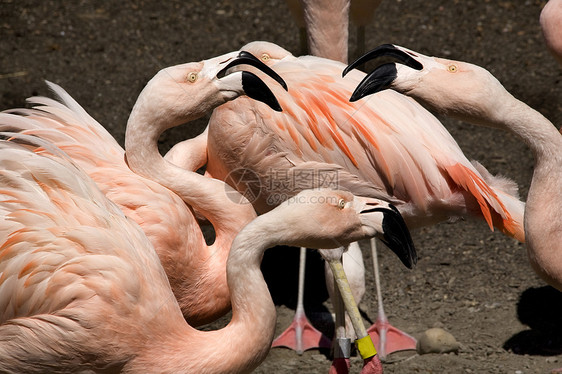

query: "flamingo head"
xmin=344 ymin=44 xmax=509 ymax=128
xmin=275 ymin=189 xmax=417 ymax=269
xmin=131 ymin=50 xmax=288 ymax=131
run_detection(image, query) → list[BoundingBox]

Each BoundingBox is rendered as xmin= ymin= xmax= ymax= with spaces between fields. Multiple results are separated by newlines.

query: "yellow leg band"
xmin=355 ymin=335 xmax=377 ymax=359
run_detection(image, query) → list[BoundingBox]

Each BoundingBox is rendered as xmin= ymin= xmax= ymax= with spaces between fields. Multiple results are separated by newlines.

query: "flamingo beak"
xmin=343 ymin=44 xmax=423 ymax=77
xmin=207 ymin=51 xmax=287 ymax=112
xmin=217 ymin=51 xmax=288 ymax=91
xmin=342 ymin=44 xmax=423 ymax=102
xmin=359 ymin=201 xmax=417 ymax=269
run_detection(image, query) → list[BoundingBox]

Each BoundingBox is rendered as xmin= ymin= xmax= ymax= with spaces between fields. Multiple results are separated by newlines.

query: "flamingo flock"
xmin=0 ymin=0 xmax=560 ymax=373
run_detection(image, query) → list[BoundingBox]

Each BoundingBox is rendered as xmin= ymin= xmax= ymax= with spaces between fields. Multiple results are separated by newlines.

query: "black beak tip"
xmin=349 ymin=63 xmax=398 ymax=102
xmin=241 ymin=71 xmax=283 ymax=112
xmin=380 ymin=204 xmax=417 ymax=269
xmin=349 ymin=91 xmax=361 ymax=103
xmin=342 ymin=65 xmax=353 ymax=78
xmin=225 ymin=51 xmax=288 ymax=91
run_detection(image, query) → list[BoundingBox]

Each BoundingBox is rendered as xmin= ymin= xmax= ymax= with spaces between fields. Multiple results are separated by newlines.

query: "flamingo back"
xmin=207 ymin=53 xmax=525 ymax=241
xmin=0 ymin=136 xmax=195 ymax=372
xmin=0 ymin=83 xmax=228 ymax=325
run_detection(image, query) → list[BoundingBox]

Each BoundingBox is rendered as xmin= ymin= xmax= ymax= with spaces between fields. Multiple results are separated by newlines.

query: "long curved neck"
xmin=124 ymin=95 xmax=256 ymax=243
xmin=495 ymin=95 xmax=562 ymax=290
xmin=133 ymin=214 xmax=281 ymax=374
xmin=489 ymin=92 xmax=562 ymax=162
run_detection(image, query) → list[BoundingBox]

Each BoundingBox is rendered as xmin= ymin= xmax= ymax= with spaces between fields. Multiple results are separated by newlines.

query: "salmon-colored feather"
xmin=0 ymin=127 xmax=407 ymax=372
xmin=206 ymin=42 xmax=525 ymax=239
xmin=0 ymin=81 xmax=244 ymax=326
xmin=444 ymin=163 xmax=508 ymax=231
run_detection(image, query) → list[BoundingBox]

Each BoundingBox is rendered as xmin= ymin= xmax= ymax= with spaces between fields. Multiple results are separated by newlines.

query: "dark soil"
xmin=2 ymin=1 xmax=562 ymax=373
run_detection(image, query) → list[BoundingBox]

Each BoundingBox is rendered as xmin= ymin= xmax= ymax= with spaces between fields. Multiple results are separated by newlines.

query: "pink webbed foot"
xmin=367 ymin=315 xmax=416 ymax=360
xmin=328 ymin=357 xmax=350 ymax=374
xmin=271 ymin=309 xmax=331 ymax=354
xmin=360 ymin=354 xmax=384 ymax=374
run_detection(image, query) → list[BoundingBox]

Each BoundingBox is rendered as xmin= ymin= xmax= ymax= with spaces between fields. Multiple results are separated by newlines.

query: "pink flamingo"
xmin=540 ymin=0 xmax=562 ymax=65
xmin=347 ymin=43 xmax=562 ymax=290
xmin=283 ymin=2 xmax=404 ymax=368
xmin=0 ymin=132 xmax=413 ymax=373
xmin=169 ymin=4 xmax=385 ymax=366
xmin=0 ymin=51 xmax=286 ymax=327
xmin=282 ymin=2 xmax=392 ymax=367
xmin=282 ymin=1 xmax=413 ymax=366
xmin=202 ymin=40 xmax=526 ymax=363
xmin=347 ymin=43 xmax=562 ymax=371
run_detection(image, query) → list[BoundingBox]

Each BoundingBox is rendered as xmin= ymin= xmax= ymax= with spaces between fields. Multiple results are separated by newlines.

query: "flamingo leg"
xmin=367 ymin=238 xmax=417 ymax=361
xmin=271 ymin=247 xmax=331 ymax=354
xmin=329 ymin=280 xmax=351 ymax=374
xmin=324 ymin=255 xmax=383 ymax=374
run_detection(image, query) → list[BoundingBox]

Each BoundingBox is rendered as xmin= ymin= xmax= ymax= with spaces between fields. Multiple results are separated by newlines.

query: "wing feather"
xmin=210 ymin=54 xmax=524 ymax=237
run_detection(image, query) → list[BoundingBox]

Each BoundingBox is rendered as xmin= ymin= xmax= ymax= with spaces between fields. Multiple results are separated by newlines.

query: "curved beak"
xmin=343 ymin=44 xmax=423 ymax=102
xmin=204 ymin=51 xmax=287 ymax=112
xmin=343 ymin=44 xmax=423 ymax=78
xmin=359 ymin=199 xmax=417 ymax=269
xmin=239 ymin=71 xmax=283 ymax=112
xmin=348 ymin=63 xmax=402 ymax=102
xmin=218 ymin=51 xmax=288 ymax=91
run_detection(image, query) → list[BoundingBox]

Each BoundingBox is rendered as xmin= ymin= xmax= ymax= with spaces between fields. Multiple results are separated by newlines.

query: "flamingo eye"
xmin=187 ymin=72 xmax=198 ymax=83
xmin=448 ymin=64 xmax=458 ymax=73
xmin=261 ymin=53 xmax=271 ymax=61
xmin=337 ymin=199 xmax=346 ymax=209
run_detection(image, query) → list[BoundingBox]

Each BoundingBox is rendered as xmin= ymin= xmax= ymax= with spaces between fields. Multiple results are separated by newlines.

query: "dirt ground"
xmin=2 ymin=1 xmax=562 ymax=373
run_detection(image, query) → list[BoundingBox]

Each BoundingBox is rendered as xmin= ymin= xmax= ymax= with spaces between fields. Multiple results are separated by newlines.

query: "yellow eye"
xmin=338 ymin=199 xmax=346 ymax=209
xmin=187 ymin=72 xmax=198 ymax=83
xmin=261 ymin=53 xmax=271 ymax=61
xmin=448 ymin=64 xmax=458 ymax=73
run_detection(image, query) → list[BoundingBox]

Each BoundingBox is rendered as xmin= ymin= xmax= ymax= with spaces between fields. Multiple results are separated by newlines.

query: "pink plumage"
xmin=206 ymin=42 xmax=525 ymax=242
xmin=0 ymin=134 xmax=413 ymax=372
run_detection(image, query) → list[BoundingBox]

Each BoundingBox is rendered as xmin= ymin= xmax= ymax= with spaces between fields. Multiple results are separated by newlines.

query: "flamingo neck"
xmin=132 ymin=214 xmax=280 ymax=373
xmin=489 ymin=92 xmax=562 ymax=162
xmin=488 ymin=92 xmax=562 ymax=289
xmin=124 ymin=95 xmax=256 ymax=243
xmin=303 ymin=0 xmax=350 ymax=63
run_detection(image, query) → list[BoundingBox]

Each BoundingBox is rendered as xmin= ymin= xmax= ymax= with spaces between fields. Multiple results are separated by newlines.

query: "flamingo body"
xmin=206 ymin=42 xmax=525 ymax=242
xmin=0 ymin=50 xmax=289 ymax=327
xmin=349 ymin=44 xmax=562 ymax=289
xmin=202 ymin=42 xmax=525 ymax=366
xmin=0 ymin=134 xmax=409 ymax=372
xmin=0 ymin=137 xmax=197 ymax=373
xmin=0 ymin=84 xmax=233 ymax=327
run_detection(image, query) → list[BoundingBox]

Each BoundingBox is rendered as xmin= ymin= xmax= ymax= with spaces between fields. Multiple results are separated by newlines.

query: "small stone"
xmin=416 ymin=327 xmax=460 ymax=355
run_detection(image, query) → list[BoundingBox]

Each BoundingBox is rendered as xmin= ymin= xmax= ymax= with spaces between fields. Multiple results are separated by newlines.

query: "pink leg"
xmin=329 ymin=358 xmax=351 ymax=374
xmin=367 ymin=238 xmax=417 ymax=360
xmin=360 ymin=355 xmax=384 ymax=374
xmin=271 ymin=247 xmax=331 ymax=354
xmin=329 ymin=280 xmax=351 ymax=374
